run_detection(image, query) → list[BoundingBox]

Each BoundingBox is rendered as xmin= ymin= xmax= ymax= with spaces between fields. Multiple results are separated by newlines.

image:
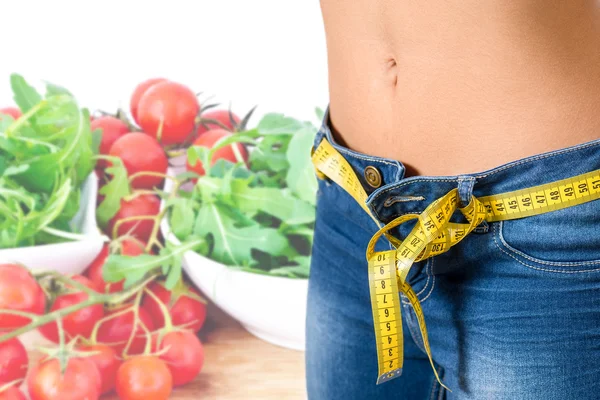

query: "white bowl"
xmin=0 ymin=172 xmax=105 ymax=274
xmin=160 ymin=169 xmax=308 ymax=351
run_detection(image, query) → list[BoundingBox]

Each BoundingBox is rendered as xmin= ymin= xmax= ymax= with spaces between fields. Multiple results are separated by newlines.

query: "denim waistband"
xmin=313 ymin=106 xmax=600 ymax=226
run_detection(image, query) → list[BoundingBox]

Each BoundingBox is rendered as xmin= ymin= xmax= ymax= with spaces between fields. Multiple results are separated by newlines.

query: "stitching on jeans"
xmin=419 ymin=257 xmax=436 ymax=302
xmin=429 ymin=366 xmax=442 ymax=400
xmin=416 ymin=257 xmax=432 ymax=296
xmin=404 ymin=302 xmax=427 ymax=353
xmin=492 ymin=223 xmax=600 ymax=273
xmin=384 ymin=195 xmax=426 ymax=207
xmin=370 ymin=139 xmax=600 ymax=204
xmin=333 ymin=145 xmax=399 ymax=167
xmin=476 ymin=139 xmax=600 ymax=178
xmin=401 ymin=256 xmax=436 ymax=305
xmin=324 ymin=130 xmax=399 ymax=167
xmin=371 ymin=179 xmax=458 ymax=203
xmin=497 ymin=221 xmax=600 ymax=266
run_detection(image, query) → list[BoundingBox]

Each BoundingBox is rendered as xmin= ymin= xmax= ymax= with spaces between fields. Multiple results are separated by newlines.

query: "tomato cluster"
xmin=93 ymin=78 xmax=249 ymax=244
xmin=0 ymin=263 xmax=207 ymax=400
xmin=0 ymin=77 xmax=251 ymax=400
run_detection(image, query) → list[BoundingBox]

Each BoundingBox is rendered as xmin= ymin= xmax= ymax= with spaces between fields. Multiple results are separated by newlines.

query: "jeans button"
xmin=364 ymin=166 xmax=382 ymax=188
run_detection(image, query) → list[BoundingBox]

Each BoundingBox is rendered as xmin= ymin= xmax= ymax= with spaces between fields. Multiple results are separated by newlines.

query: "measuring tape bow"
xmin=311 ymin=138 xmax=600 ymax=389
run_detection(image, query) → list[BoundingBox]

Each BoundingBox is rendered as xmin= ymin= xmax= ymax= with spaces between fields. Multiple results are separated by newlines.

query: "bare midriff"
xmin=320 ymin=1 xmax=600 ymax=177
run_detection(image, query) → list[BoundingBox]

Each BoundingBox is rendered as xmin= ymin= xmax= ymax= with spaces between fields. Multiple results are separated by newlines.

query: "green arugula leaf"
xmin=10 ymin=74 xmax=42 ymax=112
xmin=167 ymin=197 xmax=195 ymax=239
xmin=91 ymin=128 xmax=102 ymax=155
xmin=230 ymin=180 xmax=315 ymax=225
xmin=249 ymin=134 xmax=291 ymax=173
xmin=45 ymin=82 xmax=73 ymax=97
xmin=315 ymin=107 xmax=325 ymax=121
xmin=192 ymin=202 xmax=289 ymax=266
xmin=268 ymin=262 xmax=310 ymax=278
xmin=96 ymin=157 xmax=131 ymax=228
xmin=104 ymin=237 xmax=207 ymax=288
xmin=187 ymin=146 xmax=211 ymax=173
xmin=285 ymin=126 xmax=318 ymax=205
xmin=257 ymin=113 xmax=305 ymax=135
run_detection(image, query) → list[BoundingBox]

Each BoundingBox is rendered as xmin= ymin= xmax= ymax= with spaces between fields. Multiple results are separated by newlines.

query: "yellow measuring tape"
xmin=311 ymin=138 xmax=600 ymax=388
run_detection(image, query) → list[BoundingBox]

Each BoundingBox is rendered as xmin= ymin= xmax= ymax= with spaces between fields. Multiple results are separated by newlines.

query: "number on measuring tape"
xmin=368 ymin=251 xmax=403 ymax=384
xmin=312 ymin=138 xmax=600 ymax=389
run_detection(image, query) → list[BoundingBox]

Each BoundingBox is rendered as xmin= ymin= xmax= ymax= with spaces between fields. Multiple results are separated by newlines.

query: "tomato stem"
xmin=145 ymin=287 xmax=174 ymax=332
xmin=112 ymin=215 xmax=157 ymax=240
xmin=128 ymin=171 xmax=180 ymax=185
xmin=0 ymin=276 xmax=154 ymax=345
xmin=141 ymin=179 xmax=182 ymax=254
xmin=122 ymin=291 xmax=144 ymax=357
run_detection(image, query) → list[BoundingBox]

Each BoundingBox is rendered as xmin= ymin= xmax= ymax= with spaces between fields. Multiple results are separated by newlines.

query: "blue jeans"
xmin=305 ymin=109 xmax=600 ymax=400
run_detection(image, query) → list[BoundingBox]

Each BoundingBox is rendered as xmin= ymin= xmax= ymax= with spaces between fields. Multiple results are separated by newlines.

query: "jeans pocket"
xmin=493 ymin=198 xmax=600 ymax=272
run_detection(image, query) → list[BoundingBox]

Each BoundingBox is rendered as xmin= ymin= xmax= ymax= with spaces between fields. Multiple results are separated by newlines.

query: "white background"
xmin=0 ymin=0 xmax=329 ymax=124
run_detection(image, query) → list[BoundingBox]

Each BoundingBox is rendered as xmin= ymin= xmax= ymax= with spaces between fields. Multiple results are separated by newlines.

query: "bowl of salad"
xmin=160 ymin=113 xmax=319 ymax=350
xmin=0 ymin=75 xmax=104 ymax=273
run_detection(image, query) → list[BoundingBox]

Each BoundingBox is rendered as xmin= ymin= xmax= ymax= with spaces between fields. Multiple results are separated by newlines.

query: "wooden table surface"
xmin=22 ymin=304 xmax=307 ymax=400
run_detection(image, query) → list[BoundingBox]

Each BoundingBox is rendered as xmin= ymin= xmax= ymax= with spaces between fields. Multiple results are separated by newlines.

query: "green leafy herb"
xmin=173 ymin=113 xmax=318 ymax=278
xmin=96 ymin=157 xmax=131 ymax=228
xmin=0 ymin=74 xmax=96 ymax=248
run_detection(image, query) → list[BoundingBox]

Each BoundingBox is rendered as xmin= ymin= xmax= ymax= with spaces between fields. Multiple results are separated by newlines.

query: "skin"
xmin=320 ymin=1 xmax=600 ymax=177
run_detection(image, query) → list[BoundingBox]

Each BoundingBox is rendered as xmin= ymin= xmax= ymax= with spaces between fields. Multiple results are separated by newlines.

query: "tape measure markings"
xmin=311 ymin=137 xmax=600 ymax=389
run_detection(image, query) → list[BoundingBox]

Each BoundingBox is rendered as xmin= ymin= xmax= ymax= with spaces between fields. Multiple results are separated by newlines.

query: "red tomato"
xmin=196 ymin=109 xmax=240 ymax=136
xmin=137 ymin=81 xmax=200 ymax=146
xmin=96 ymin=305 xmax=155 ymax=357
xmin=0 ymin=107 xmax=21 ymax=120
xmin=0 ymin=387 xmax=26 ymax=400
xmin=85 ymin=245 xmax=111 ymax=291
xmin=116 ymin=356 xmax=172 ymax=400
xmin=142 ymin=282 xmax=206 ymax=333
xmin=0 ymin=264 xmax=46 ymax=331
xmin=90 ymin=116 xmax=129 ymax=169
xmin=130 ymin=78 xmax=167 ymax=125
xmin=77 ymin=344 xmax=120 ymax=395
xmin=27 ymin=357 xmax=101 ymax=400
xmin=0 ymin=338 xmax=28 ymax=387
xmin=153 ymin=330 xmax=204 ymax=386
xmin=109 ymin=132 xmax=168 ymax=190
xmin=186 ymin=129 xmax=248 ymax=176
xmin=38 ymin=275 xmax=104 ymax=343
xmin=86 ymin=239 xmax=147 ymax=294
xmin=107 ymin=194 xmax=161 ymax=242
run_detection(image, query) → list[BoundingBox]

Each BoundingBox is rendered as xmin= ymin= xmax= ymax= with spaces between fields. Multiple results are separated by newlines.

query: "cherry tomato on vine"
xmin=86 ymin=239 xmax=147 ymax=294
xmin=109 ymin=132 xmax=168 ymax=190
xmin=77 ymin=343 xmax=121 ymax=395
xmin=90 ymin=116 xmax=129 ymax=169
xmin=142 ymin=281 xmax=207 ymax=332
xmin=153 ymin=330 xmax=204 ymax=386
xmin=0 ymin=263 xmax=46 ymax=331
xmin=137 ymin=81 xmax=200 ymax=146
xmin=27 ymin=357 xmax=101 ymax=400
xmin=0 ymin=338 xmax=28 ymax=387
xmin=196 ymin=109 xmax=240 ymax=137
xmin=186 ymin=129 xmax=248 ymax=176
xmin=107 ymin=194 xmax=161 ymax=243
xmin=0 ymin=387 xmax=26 ymax=400
xmin=0 ymin=107 xmax=21 ymax=120
xmin=96 ymin=305 xmax=155 ymax=356
xmin=130 ymin=78 xmax=167 ymax=125
xmin=38 ymin=275 xmax=104 ymax=343
xmin=116 ymin=356 xmax=172 ymax=400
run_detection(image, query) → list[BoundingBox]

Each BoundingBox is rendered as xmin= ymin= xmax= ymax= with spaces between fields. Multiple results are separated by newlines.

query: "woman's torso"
xmin=320 ymin=0 xmax=600 ymax=177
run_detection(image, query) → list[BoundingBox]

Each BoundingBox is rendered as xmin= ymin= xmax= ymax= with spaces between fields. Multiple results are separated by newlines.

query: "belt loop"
xmin=457 ymin=176 xmax=476 ymax=208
